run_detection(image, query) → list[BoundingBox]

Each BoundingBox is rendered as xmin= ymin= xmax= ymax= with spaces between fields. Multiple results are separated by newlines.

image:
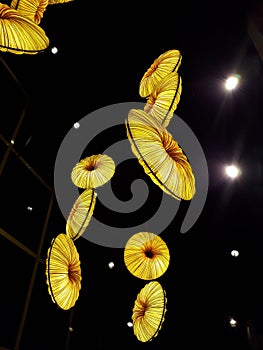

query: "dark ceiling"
xmin=1 ymin=0 xmax=263 ymax=349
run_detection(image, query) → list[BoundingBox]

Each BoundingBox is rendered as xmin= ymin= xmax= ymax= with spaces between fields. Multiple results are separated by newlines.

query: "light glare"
xmin=225 ymin=75 xmax=240 ymax=90
xmin=229 ymin=317 xmax=237 ymax=327
xmin=108 ymin=261 xmax=114 ymax=269
xmin=225 ymin=165 xmax=240 ymax=179
xmin=51 ymin=47 xmax=58 ymax=54
xmin=231 ymin=249 xmax=239 ymax=257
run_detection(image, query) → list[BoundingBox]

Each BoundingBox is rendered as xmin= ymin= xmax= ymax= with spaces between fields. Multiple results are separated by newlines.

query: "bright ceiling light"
xmin=231 ymin=249 xmax=239 ymax=257
xmin=108 ymin=261 xmax=114 ymax=269
xmin=73 ymin=122 xmax=80 ymax=129
xmin=229 ymin=317 xmax=237 ymax=327
xmin=225 ymin=74 xmax=240 ymax=90
xmin=225 ymin=165 xmax=240 ymax=179
xmin=51 ymin=47 xmax=58 ymax=54
xmin=127 ymin=321 xmax=133 ymax=327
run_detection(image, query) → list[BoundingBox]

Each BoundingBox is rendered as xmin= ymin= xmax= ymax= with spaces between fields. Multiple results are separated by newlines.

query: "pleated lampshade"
xmin=71 ymin=154 xmax=115 ymax=189
xmin=66 ymin=188 xmax=97 ymax=240
xmin=125 ymin=108 xmax=195 ymax=200
xmin=139 ymin=49 xmax=182 ymax=98
xmin=0 ymin=3 xmax=49 ymax=54
xmin=144 ymin=71 xmax=182 ymax=127
xmin=45 ymin=233 xmax=82 ymax=310
xmin=124 ymin=231 xmax=170 ymax=280
xmin=10 ymin=0 xmax=48 ymax=24
xmin=132 ymin=281 xmax=167 ymax=342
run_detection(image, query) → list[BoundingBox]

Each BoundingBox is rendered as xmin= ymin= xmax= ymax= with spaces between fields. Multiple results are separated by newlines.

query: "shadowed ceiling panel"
xmin=0 ymin=152 xmax=52 ymax=252
xmin=0 ymin=236 xmax=35 ymax=350
xmin=247 ymin=1 xmax=263 ymax=61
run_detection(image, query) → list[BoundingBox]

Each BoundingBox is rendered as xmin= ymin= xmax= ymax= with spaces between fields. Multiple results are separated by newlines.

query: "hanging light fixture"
xmin=132 ymin=281 xmax=167 ymax=342
xmin=124 ymin=231 xmax=170 ymax=280
xmin=0 ymin=3 xmax=49 ymax=54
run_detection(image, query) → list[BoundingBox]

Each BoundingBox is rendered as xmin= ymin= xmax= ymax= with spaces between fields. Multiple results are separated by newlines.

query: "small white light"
xmin=225 ymin=75 xmax=240 ymax=91
xmin=73 ymin=122 xmax=80 ymax=129
xmin=231 ymin=250 xmax=239 ymax=257
xmin=27 ymin=206 xmax=33 ymax=211
xmin=229 ymin=317 xmax=237 ymax=327
xmin=51 ymin=47 xmax=58 ymax=54
xmin=225 ymin=165 xmax=240 ymax=179
xmin=127 ymin=322 xmax=133 ymax=327
xmin=10 ymin=139 xmax=14 ymax=144
xmin=68 ymin=327 xmax=73 ymax=332
xmin=108 ymin=262 xmax=114 ymax=269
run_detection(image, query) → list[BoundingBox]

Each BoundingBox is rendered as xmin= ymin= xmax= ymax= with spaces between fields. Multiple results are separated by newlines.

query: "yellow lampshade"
xmin=71 ymin=154 xmax=116 ymax=189
xmin=10 ymin=0 xmax=48 ymax=24
xmin=144 ymin=71 xmax=182 ymax=127
xmin=132 ymin=281 xmax=167 ymax=342
xmin=0 ymin=3 xmax=49 ymax=54
xmin=125 ymin=108 xmax=196 ymax=200
xmin=124 ymin=231 xmax=170 ymax=280
xmin=66 ymin=188 xmax=97 ymax=240
xmin=139 ymin=49 xmax=182 ymax=98
xmin=45 ymin=233 xmax=82 ymax=310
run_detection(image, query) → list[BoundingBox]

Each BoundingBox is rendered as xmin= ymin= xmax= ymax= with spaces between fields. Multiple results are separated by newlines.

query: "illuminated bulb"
xmin=231 ymin=250 xmax=239 ymax=257
xmin=51 ymin=47 xmax=58 ymax=54
xmin=108 ymin=262 xmax=114 ymax=269
xmin=225 ymin=165 xmax=240 ymax=179
xmin=10 ymin=139 xmax=14 ymax=144
xmin=68 ymin=327 xmax=73 ymax=332
xmin=73 ymin=122 xmax=80 ymax=129
xmin=127 ymin=322 xmax=133 ymax=327
xmin=27 ymin=206 xmax=33 ymax=211
xmin=229 ymin=317 xmax=237 ymax=327
xmin=225 ymin=75 xmax=240 ymax=90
